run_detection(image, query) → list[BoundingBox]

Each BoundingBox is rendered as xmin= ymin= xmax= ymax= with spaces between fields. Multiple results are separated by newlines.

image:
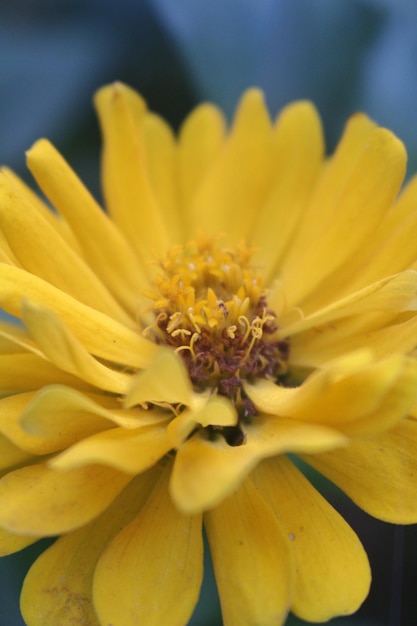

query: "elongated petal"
xmin=49 ymin=423 xmax=171 ymax=474
xmin=205 ymin=478 xmax=294 ymax=626
xmin=283 ymin=122 xmax=406 ymax=305
xmin=278 ymin=270 xmax=417 ymax=336
xmin=0 ymin=527 xmax=38 ymax=557
xmin=305 ymin=417 xmax=417 ymax=523
xmin=251 ymin=101 xmax=324 ymax=282
xmin=170 ymin=416 xmax=346 ymax=513
xmin=192 ymin=89 xmax=273 ymax=239
xmin=23 ymin=301 xmax=131 ymax=394
xmin=0 ymin=264 xmax=157 ymax=367
xmin=93 ymin=465 xmax=203 ymax=626
xmin=26 ymin=139 xmax=147 ymax=313
xmin=0 ymin=432 xmax=34 ymax=470
xmin=95 ymin=82 xmax=169 ymax=261
xmin=0 ymin=463 xmax=131 ymax=535
xmin=0 ymin=353 xmax=94 ymax=393
xmin=143 ymin=113 xmax=181 ymax=243
xmin=178 ymin=102 xmax=225 ymax=234
xmin=245 ymin=351 xmax=417 ymax=435
xmin=20 ymin=469 xmax=159 ymax=626
xmin=252 ymin=457 xmax=371 ymax=621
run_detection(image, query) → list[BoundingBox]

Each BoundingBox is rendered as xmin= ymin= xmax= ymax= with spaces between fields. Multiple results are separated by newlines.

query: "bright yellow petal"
xmin=252 ymin=456 xmax=371 ymax=622
xmin=0 ymin=432 xmax=34 ymax=470
xmin=20 ymin=468 xmax=159 ymax=626
xmin=178 ymin=102 xmax=225 ymax=235
xmin=204 ymin=478 xmax=294 ymax=626
xmin=26 ymin=139 xmax=147 ymax=314
xmin=167 ymin=394 xmax=237 ymax=448
xmin=170 ymin=416 xmax=346 ymax=514
xmin=282 ymin=122 xmax=406 ymax=306
xmin=245 ymin=351 xmax=417 ymax=435
xmin=124 ymin=347 xmax=193 ymax=407
xmin=94 ymin=82 xmax=169 ymax=261
xmin=0 ymin=463 xmax=131 ymax=535
xmin=251 ymin=100 xmax=324 ymax=282
xmin=143 ymin=113 xmax=181 ymax=243
xmin=22 ymin=301 xmax=131 ymax=394
xmin=0 ymin=353 xmax=94 ymax=394
xmin=0 ymin=527 xmax=39 ymax=556
xmin=191 ymin=89 xmax=273 ymax=239
xmin=93 ymin=464 xmax=203 ymax=626
xmin=305 ymin=417 xmax=417 ymax=523
xmin=0 ymin=264 xmax=157 ymax=368
xmin=49 ymin=423 xmax=171 ymax=473
xmin=278 ymin=270 xmax=417 ymax=336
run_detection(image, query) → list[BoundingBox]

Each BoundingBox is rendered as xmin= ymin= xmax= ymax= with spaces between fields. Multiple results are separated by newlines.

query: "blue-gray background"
xmin=1 ymin=1 xmax=417 ymax=624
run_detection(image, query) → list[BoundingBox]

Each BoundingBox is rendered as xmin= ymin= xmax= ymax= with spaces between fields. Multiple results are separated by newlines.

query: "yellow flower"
xmin=0 ymin=82 xmax=417 ymax=625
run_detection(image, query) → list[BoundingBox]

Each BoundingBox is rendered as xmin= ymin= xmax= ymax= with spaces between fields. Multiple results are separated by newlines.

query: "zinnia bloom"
xmin=1 ymin=83 xmax=417 ymax=626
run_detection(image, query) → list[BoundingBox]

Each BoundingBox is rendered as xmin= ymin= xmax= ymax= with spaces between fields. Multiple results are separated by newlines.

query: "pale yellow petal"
xmin=94 ymin=82 xmax=169 ymax=261
xmin=26 ymin=139 xmax=147 ymax=313
xmin=93 ymin=465 xmax=203 ymax=626
xmin=191 ymin=89 xmax=273 ymax=239
xmin=49 ymin=423 xmax=171 ymax=473
xmin=170 ymin=416 xmax=346 ymax=514
xmin=20 ymin=468 xmax=159 ymax=626
xmin=252 ymin=457 xmax=371 ymax=621
xmin=205 ymin=478 xmax=294 ymax=626
xmin=251 ymin=101 xmax=324 ymax=282
xmin=0 ymin=462 xmax=131 ymax=535
xmin=305 ymin=417 xmax=417 ymax=523
xmin=22 ymin=301 xmax=131 ymax=394
xmin=178 ymin=102 xmax=225 ymax=234
xmin=0 ymin=264 xmax=157 ymax=368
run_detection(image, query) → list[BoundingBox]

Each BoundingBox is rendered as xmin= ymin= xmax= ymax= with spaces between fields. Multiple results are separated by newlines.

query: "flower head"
xmin=1 ymin=83 xmax=417 ymax=625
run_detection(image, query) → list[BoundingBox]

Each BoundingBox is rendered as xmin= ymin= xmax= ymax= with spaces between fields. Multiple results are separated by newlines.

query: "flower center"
xmin=144 ymin=237 xmax=290 ymax=444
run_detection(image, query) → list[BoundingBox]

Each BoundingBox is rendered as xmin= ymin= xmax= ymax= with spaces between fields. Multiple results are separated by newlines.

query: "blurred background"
xmin=1 ymin=0 xmax=417 ymax=624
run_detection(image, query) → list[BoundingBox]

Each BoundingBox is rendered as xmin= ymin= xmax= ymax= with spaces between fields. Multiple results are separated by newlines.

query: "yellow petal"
xmin=278 ymin=270 xmax=417 ymax=336
xmin=0 ymin=171 xmax=132 ymax=326
xmin=0 ymin=462 xmax=131 ymax=535
xmin=49 ymin=423 xmax=171 ymax=473
xmin=22 ymin=301 xmax=131 ymax=394
xmin=143 ymin=113 xmax=181 ymax=243
xmin=204 ymin=478 xmax=294 ymax=626
xmin=0 ymin=432 xmax=34 ymax=470
xmin=178 ymin=102 xmax=225 ymax=234
xmin=26 ymin=139 xmax=147 ymax=314
xmin=0 ymin=527 xmax=39 ymax=556
xmin=0 ymin=263 xmax=157 ymax=368
xmin=94 ymin=82 xmax=169 ymax=261
xmin=20 ymin=468 xmax=159 ymax=626
xmin=282 ymin=122 xmax=406 ymax=306
xmin=93 ymin=464 xmax=203 ymax=626
xmin=168 ymin=394 xmax=237 ymax=448
xmin=125 ymin=347 xmax=193 ymax=407
xmin=305 ymin=417 xmax=417 ymax=523
xmin=252 ymin=456 xmax=371 ymax=621
xmin=191 ymin=89 xmax=273 ymax=239
xmin=0 ymin=352 xmax=94 ymax=393
xmin=251 ymin=100 xmax=324 ymax=282
xmin=170 ymin=416 xmax=346 ymax=514
xmin=245 ymin=351 xmax=417 ymax=435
